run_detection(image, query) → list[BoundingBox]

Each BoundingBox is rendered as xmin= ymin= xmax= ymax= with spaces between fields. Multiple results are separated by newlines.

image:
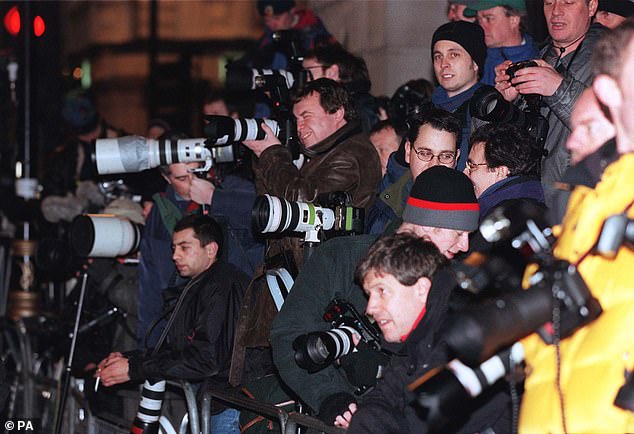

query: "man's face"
xmin=263 ymin=11 xmax=294 ymax=32
xmin=370 ymin=127 xmax=401 ymax=176
xmin=567 ymin=89 xmax=615 ymax=164
xmin=433 ymin=40 xmax=479 ymax=98
xmin=293 ymin=92 xmax=344 ymax=147
xmin=363 ymin=270 xmax=430 ymax=343
xmin=172 ymin=228 xmax=215 ymax=278
xmin=405 ymin=123 xmax=458 ymax=179
xmin=448 ymin=2 xmax=476 ymax=22
xmin=465 ymin=142 xmax=502 ymax=197
xmin=543 ymin=0 xmax=597 ymax=46
xmin=595 ymin=11 xmax=626 ymax=29
xmin=163 ymin=163 xmax=199 ymax=200
xmin=397 ymin=223 xmax=469 ymax=259
xmin=302 ymin=57 xmax=327 ymax=81
xmin=617 ymin=39 xmax=634 ymax=152
xmin=476 ymin=6 xmax=520 ymax=48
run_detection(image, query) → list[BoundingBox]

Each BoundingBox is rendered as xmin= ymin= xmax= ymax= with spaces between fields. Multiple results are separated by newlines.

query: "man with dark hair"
xmin=431 ymin=21 xmax=487 ymax=170
xmin=336 ymin=233 xmax=449 ymax=432
xmin=302 ymin=44 xmax=379 ymax=132
xmin=464 ymin=123 xmax=544 ymax=219
xmin=464 ymin=0 xmax=538 ymax=85
xmin=369 ymin=119 xmax=406 ymax=177
xmin=98 ymin=214 xmax=248 ymax=433
xmin=138 ymin=160 xmax=210 ymax=348
xmin=243 ymin=78 xmax=381 ymax=267
xmin=494 ymin=0 xmax=605 ymax=207
xmin=270 ymin=167 xmax=490 ymax=426
xmin=366 ymin=109 xmax=462 ymax=234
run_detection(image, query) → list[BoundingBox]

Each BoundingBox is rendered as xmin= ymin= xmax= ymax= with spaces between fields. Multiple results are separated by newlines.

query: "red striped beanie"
xmin=403 ymin=166 xmax=479 ymax=232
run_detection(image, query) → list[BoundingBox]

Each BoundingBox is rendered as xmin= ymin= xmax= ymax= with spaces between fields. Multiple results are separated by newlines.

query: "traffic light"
xmin=3 ymin=5 xmax=46 ymax=37
xmin=3 ymin=5 xmax=20 ymax=36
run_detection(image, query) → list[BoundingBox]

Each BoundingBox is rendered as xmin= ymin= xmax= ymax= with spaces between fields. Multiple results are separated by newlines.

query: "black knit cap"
xmin=598 ymin=0 xmax=634 ymax=17
xmin=431 ymin=21 xmax=486 ymax=77
xmin=257 ymin=0 xmax=295 ymax=16
xmin=402 ymin=166 xmax=479 ymax=231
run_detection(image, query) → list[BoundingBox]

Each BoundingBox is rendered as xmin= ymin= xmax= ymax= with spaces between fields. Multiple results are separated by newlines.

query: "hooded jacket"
xmin=519 ymin=153 xmax=634 ymax=433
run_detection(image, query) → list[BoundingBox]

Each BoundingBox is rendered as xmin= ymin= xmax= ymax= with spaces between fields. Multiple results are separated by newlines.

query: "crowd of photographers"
xmin=16 ymin=0 xmax=634 ymax=432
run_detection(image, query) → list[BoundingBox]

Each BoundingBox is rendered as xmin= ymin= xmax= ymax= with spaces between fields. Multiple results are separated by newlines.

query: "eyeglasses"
xmin=466 ymin=160 xmax=489 ymax=171
xmin=413 ymin=149 xmax=456 ymax=164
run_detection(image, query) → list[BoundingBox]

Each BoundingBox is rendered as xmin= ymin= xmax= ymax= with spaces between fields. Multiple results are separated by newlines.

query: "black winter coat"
xmin=128 ymin=260 xmax=248 ymax=384
xmin=348 ymin=268 xmax=512 ymax=434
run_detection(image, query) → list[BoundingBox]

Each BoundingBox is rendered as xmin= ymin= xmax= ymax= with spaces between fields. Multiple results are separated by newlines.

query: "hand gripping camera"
xmin=293 ymin=298 xmax=382 ymax=374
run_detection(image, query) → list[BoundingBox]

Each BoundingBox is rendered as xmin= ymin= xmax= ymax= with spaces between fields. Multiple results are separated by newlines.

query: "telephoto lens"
xmin=252 ymin=194 xmax=336 ymax=235
xmin=71 ymin=214 xmax=142 ymax=258
xmin=203 ymin=115 xmax=280 ymax=146
xmin=293 ymin=325 xmax=359 ymax=373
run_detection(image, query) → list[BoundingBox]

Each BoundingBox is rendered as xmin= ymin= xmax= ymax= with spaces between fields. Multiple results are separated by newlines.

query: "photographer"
xmin=518 ymin=20 xmax=634 ymax=433
xmin=493 ymin=0 xmax=606 ymax=207
xmin=464 ymin=123 xmax=544 ymax=220
xmin=269 ymin=167 xmax=480 ymax=424
xmin=339 ymin=233 xmax=510 ymax=434
xmin=244 ymin=78 xmax=381 ymax=267
xmin=98 ymin=215 xmax=248 ymax=433
xmin=366 ymin=109 xmax=462 ymax=235
xmin=302 ymin=44 xmax=380 ymax=133
xmin=430 ymin=21 xmax=487 ymax=171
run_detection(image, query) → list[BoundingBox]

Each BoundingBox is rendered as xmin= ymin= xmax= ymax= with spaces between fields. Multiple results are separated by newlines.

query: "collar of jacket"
xmin=301 ymin=120 xmax=362 ymax=158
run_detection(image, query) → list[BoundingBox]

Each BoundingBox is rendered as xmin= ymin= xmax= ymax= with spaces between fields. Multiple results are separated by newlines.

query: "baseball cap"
xmin=463 ymin=0 xmax=527 ymax=17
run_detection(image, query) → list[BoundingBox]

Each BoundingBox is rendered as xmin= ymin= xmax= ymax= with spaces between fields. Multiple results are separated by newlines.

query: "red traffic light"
xmin=4 ymin=6 xmax=20 ymax=36
xmin=33 ymin=15 xmax=44 ymax=37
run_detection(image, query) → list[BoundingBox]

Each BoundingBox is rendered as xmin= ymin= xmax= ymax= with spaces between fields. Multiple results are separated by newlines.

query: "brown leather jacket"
xmin=253 ymin=121 xmax=381 ymax=208
xmin=253 ymin=121 xmax=381 ymax=267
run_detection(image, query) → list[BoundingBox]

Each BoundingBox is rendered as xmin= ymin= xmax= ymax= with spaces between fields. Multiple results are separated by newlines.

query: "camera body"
xmin=293 ymin=298 xmax=382 ymax=374
xmin=506 ymin=60 xmax=538 ymax=83
xmin=445 ymin=202 xmax=602 ymax=367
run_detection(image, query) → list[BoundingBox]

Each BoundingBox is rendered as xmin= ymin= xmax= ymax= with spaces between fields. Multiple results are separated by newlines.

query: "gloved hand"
xmin=318 ymin=392 xmax=357 ymax=425
xmin=339 ymin=340 xmax=390 ymax=388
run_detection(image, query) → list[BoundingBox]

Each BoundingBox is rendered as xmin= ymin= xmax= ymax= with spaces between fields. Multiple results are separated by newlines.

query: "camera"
xmin=506 ymin=60 xmax=538 ymax=82
xmin=293 ymin=298 xmax=382 ymax=374
xmin=225 ymin=67 xmax=299 ymax=92
xmin=445 ymin=203 xmax=602 ymax=367
xmin=204 ymin=115 xmax=281 ymax=146
xmin=410 ymin=342 xmax=524 ymax=433
xmin=94 ymin=136 xmax=228 ymax=175
xmin=252 ymin=192 xmax=364 ymax=240
xmin=469 ymin=85 xmax=548 ymax=150
xmin=70 ymin=214 xmax=143 ymax=258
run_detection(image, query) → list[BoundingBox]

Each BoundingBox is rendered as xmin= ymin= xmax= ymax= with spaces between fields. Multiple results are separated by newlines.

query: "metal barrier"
xmin=200 ymin=387 xmax=346 ymax=434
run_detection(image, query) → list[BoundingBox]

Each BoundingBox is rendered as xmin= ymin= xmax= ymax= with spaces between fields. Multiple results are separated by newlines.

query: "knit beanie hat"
xmin=431 ymin=21 xmax=486 ymax=77
xmin=402 ymin=166 xmax=479 ymax=231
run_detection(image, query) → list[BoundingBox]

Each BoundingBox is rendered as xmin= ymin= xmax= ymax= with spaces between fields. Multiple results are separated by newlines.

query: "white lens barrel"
xmin=73 ymin=214 xmax=141 ymax=258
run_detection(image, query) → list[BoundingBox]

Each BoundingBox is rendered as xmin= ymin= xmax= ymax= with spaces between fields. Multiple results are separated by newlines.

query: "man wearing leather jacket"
xmin=97 ymin=215 xmax=248 ymax=433
xmin=244 ymin=78 xmax=381 ymax=268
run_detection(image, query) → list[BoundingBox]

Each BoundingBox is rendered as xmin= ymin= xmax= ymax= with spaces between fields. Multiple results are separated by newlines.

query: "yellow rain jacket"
xmin=519 ymin=154 xmax=634 ymax=433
